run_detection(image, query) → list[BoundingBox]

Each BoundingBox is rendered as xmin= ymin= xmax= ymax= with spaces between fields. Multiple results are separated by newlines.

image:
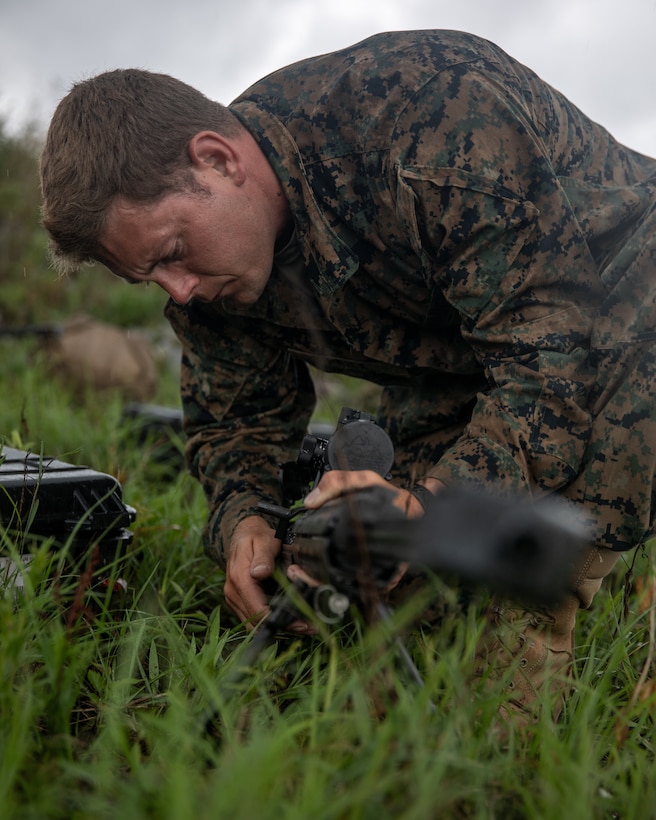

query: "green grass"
xmin=1 ymin=231 xmax=656 ymax=817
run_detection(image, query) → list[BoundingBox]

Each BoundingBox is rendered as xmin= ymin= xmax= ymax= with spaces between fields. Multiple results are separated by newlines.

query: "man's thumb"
xmin=250 ymin=555 xmax=273 ymax=579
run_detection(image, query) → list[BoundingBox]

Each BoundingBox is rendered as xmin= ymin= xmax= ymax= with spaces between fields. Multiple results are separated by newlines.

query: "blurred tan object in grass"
xmin=44 ymin=314 xmax=158 ymax=402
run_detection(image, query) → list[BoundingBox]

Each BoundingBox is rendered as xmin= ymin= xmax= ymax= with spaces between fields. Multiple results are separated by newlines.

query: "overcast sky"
xmin=1 ymin=0 xmax=654 ymax=156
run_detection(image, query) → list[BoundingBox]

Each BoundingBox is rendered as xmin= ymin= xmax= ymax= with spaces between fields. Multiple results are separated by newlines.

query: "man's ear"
xmin=188 ymin=131 xmax=244 ymax=182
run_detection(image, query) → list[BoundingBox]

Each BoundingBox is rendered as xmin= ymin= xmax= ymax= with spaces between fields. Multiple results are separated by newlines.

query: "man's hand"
xmin=298 ymin=471 xmax=446 ymax=596
xmin=223 ymin=515 xmax=314 ymax=633
xmin=223 ymin=474 xmax=445 ymax=629
xmin=223 ymin=515 xmax=280 ymax=628
xmin=303 ymin=469 xmax=445 ymax=518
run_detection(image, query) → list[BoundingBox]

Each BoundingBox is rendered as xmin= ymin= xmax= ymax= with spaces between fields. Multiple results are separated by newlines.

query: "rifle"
xmin=209 ymin=409 xmax=589 ymax=709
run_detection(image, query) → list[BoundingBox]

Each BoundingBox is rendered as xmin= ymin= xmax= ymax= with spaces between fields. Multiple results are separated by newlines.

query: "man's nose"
xmin=154 ymin=270 xmax=198 ymax=305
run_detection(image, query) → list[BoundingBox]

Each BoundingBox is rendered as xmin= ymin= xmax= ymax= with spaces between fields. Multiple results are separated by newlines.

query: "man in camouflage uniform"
xmin=40 ymin=30 xmax=656 ymax=721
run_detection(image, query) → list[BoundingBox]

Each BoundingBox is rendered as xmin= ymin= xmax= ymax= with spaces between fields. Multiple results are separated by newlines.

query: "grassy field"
xmin=1 ymin=132 xmax=656 ymax=818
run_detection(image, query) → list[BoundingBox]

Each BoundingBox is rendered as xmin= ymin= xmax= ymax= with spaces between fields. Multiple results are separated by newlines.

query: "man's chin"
xmin=192 ymin=285 xmax=228 ymax=305
xmin=224 ymin=289 xmax=266 ymax=308
xmin=195 ymin=279 xmax=268 ymax=308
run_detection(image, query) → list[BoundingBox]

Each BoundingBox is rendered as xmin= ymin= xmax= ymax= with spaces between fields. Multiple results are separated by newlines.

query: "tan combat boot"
xmin=473 ymin=546 xmax=622 ymax=724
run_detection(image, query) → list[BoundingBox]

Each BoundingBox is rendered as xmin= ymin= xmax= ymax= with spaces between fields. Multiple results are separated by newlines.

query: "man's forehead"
xmin=99 ymin=201 xmax=171 ymax=278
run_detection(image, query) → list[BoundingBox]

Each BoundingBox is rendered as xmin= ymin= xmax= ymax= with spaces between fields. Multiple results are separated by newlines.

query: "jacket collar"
xmin=230 ymin=100 xmax=359 ymax=296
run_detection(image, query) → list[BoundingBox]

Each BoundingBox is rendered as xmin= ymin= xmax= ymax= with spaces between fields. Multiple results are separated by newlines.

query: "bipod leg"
xmin=202 ymin=579 xmax=314 ymax=735
xmin=375 ymin=602 xmax=436 ymax=714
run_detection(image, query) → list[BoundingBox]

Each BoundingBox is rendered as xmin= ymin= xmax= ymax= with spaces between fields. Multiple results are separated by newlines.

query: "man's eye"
xmin=161 ymin=249 xmax=182 ymax=266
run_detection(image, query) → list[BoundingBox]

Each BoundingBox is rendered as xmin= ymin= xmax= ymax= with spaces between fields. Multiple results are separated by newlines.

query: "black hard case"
xmin=0 ymin=446 xmax=135 ymax=566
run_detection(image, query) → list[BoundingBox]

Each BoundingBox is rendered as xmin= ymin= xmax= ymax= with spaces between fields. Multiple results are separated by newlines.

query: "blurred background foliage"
xmin=0 ymin=117 xmax=170 ymax=329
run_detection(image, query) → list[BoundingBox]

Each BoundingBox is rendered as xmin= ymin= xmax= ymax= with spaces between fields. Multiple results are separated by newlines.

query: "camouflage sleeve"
xmin=164 ymin=299 xmax=315 ymax=564
xmin=390 ymin=70 xmax=604 ymax=497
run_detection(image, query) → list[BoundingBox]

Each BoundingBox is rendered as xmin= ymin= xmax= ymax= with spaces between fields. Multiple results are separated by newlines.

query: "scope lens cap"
xmin=326 ymin=420 xmax=394 ymax=476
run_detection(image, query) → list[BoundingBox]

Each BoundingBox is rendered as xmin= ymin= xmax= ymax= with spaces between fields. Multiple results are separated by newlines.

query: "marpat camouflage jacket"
xmin=165 ymin=30 xmax=656 ymax=560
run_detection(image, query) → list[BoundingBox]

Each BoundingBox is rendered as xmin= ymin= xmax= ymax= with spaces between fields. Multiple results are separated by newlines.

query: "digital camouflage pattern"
xmin=165 ymin=30 xmax=656 ymax=563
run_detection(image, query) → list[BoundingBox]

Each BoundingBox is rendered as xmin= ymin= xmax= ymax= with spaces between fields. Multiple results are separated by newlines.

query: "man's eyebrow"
xmin=118 ymin=254 xmax=160 ymax=282
xmin=98 ymin=245 xmax=153 ymax=282
xmin=142 ymin=239 xmax=175 ymax=275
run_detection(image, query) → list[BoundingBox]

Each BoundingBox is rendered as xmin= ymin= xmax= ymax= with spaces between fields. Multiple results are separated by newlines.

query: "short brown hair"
xmin=40 ymin=68 xmax=243 ymax=273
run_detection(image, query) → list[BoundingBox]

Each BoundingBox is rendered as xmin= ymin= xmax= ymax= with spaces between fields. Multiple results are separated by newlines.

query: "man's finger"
xmin=304 ymin=469 xmax=386 ymax=508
